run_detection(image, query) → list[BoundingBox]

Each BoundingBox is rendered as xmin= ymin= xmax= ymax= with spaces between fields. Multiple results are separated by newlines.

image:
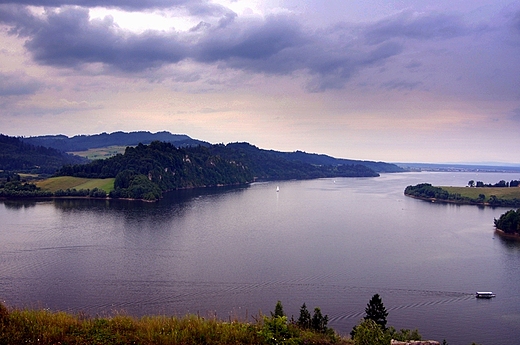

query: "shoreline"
xmin=495 ymin=228 xmax=520 ymax=240
xmin=404 ymin=194 xmax=491 ymax=206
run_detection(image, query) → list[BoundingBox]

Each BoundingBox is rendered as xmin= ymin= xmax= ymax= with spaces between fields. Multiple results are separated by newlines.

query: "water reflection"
xmin=2 ymin=199 xmax=39 ymax=210
xmin=495 ymin=232 xmax=520 ymax=253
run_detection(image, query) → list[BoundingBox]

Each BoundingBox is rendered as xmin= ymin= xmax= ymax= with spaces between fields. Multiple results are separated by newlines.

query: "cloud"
xmin=0 ymin=71 xmax=42 ymax=96
xmin=365 ymin=11 xmax=471 ymax=44
xmin=0 ymin=5 xmax=405 ymax=91
xmin=193 ymin=15 xmax=306 ymax=63
xmin=0 ymin=0 xmax=193 ymax=11
xmin=381 ymin=80 xmax=422 ymax=91
xmin=2 ymin=6 xmax=189 ymax=71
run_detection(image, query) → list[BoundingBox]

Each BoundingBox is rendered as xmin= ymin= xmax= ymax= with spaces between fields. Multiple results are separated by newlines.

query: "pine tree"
xmin=272 ymin=300 xmax=285 ymax=318
xmin=364 ymin=294 xmax=388 ymax=330
xmin=297 ymin=303 xmax=311 ymax=329
xmin=311 ymin=307 xmax=328 ymax=332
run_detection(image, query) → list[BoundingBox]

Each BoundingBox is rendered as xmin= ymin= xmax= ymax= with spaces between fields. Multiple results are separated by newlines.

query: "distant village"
xmin=398 ymin=163 xmax=520 ymax=173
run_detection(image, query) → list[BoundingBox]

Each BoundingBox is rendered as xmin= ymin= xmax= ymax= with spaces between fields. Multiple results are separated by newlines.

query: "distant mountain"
xmin=0 ymin=134 xmax=87 ymax=174
xmin=21 ymin=131 xmax=209 ymax=152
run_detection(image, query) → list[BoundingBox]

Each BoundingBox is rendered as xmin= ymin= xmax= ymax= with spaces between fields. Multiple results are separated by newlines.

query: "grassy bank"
xmin=442 ymin=186 xmax=520 ymax=200
xmin=405 ymin=183 xmax=520 ymax=207
xmin=0 ymin=303 xmax=351 ymax=345
xmin=35 ymin=176 xmax=115 ymax=193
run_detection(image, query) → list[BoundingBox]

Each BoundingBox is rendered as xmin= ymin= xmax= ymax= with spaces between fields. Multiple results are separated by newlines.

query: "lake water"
xmin=1 ymin=172 xmax=520 ymax=345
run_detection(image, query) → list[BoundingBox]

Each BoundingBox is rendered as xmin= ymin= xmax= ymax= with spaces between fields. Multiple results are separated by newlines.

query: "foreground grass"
xmin=442 ymin=186 xmax=520 ymax=200
xmin=0 ymin=304 xmax=351 ymax=345
xmin=35 ymin=176 xmax=115 ymax=193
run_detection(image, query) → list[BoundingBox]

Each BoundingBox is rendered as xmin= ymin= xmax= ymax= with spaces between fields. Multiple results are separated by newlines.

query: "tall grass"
xmin=0 ymin=302 xmax=352 ymax=345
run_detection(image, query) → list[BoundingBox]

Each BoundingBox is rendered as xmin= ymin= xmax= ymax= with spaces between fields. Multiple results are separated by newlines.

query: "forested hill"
xmin=23 ymin=131 xmax=403 ymax=173
xmin=56 ymin=141 xmax=379 ymax=200
xmin=228 ymin=145 xmax=404 ymax=173
xmin=205 ymin=143 xmax=384 ymax=178
xmin=0 ymin=134 xmax=87 ymax=174
xmin=21 ymin=131 xmax=209 ymax=152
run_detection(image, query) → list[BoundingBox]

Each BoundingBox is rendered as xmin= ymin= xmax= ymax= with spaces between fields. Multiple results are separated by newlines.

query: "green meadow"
xmin=36 ymin=176 xmax=115 ymax=193
xmin=442 ymin=186 xmax=520 ymax=200
xmin=70 ymin=145 xmax=128 ymax=160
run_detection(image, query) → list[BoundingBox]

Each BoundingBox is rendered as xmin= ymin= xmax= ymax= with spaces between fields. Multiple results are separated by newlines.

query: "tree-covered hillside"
xmin=207 ymin=143 xmax=379 ymax=180
xmin=0 ymin=134 xmax=87 ymax=175
xmin=266 ymin=149 xmax=404 ymax=173
xmin=23 ymin=131 xmax=404 ymax=173
xmin=55 ymin=141 xmax=379 ymax=200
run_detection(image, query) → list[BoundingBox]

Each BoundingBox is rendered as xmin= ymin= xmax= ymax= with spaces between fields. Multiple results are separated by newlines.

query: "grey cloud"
xmin=217 ymin=11 xmax=237 ymax=28
xmin=405 ymin=60 xmax=422 ymax=70
xmin=381 ymin=80 xmax=422 ymax=91
xmin=18 ymin=7 xmax=188 ymax=71
xmin=304 ymin=41 xmax=403 ymax=92
xmin=0 ymin=4 xmax=404 ymax=91
xmin=0 ymin=0 xmax=193 ymax=11
xmin=194 ymin=16 xmax=306 ymax=63
xmin=0 ymin=71 xmax=42 ymax=96
xmin=189 ymin=21 xmax=211 ymax=32
xmin=365 ymin=12 xmax=469 ymax=44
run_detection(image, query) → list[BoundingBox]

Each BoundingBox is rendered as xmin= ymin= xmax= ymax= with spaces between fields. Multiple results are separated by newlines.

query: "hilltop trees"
xmin=494 ymin=209 xmax=520 ymax=234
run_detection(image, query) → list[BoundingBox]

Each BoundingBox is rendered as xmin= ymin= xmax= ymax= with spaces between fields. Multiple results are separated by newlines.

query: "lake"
xmin=1 ymin=172 xmax=519 ymax=345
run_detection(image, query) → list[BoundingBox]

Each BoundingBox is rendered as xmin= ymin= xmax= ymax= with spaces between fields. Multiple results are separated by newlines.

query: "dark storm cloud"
xmin=365 ymin=12 xmax=470 ymax=44
xmin=0 ymin=71 xmax=42 ymax=96
xmin=194 ymin=15 xmax=305 ymax=63
xmin=0 ymin=4 xmax=405 ymax=89
xmin=0 ymin=6 xmax=189 ymax=71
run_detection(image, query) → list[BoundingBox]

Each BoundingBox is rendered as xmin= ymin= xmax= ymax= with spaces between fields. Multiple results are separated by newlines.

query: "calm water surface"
xmin=1 ymin=172 xmax=520 ymax=345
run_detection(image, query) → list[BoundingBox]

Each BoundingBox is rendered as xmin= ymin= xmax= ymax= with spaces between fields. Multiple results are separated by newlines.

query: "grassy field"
xmin=442 ymin=186 xmax=520 ymax=200
xmin=36 ymin=176 xmax=115 ymax=193
xmin=0 ymin=303 xmax=352 ymax=345
xmin=70 ymin=145 xmax=128 ymax=160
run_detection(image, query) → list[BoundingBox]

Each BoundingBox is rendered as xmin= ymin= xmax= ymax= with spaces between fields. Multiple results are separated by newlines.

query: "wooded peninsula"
xmin=1 ymin=133 xmax=405 ymax=201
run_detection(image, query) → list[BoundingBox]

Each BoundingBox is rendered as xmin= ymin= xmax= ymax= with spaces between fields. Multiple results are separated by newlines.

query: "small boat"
xmin=476 ymin=291 xmax=496 ymax=298
xmin=276 ymin=186 xmax=279 ymax=192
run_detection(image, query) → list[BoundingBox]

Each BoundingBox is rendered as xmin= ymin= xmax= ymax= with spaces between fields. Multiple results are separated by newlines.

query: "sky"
xmin=0 ymin=0 xmax=519 ymax=164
